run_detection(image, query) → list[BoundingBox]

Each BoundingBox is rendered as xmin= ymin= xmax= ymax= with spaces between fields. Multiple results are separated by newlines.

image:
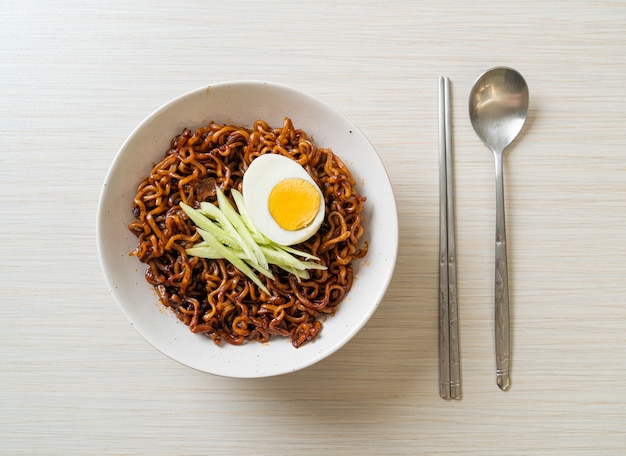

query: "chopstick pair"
xmin=438 ymin=76 xmax=461 ymax=400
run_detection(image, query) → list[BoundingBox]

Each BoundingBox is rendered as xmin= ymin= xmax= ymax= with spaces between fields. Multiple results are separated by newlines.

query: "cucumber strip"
xmin=274 ymin=244 xmax=321 ymax=261
xmin=259 ymin=245 xmax=326 ymax=271
xmin=180 ymin=202 xmax=223 ymax=237
xmin=194 ymin=220 xmax=237 ymax=248
xmin=215 ymin=187 xmax=269 ymax=270
xmin=297 ymin=260 xmax=327 ymax=271
xmin=197 ymin=201 xmax=227 ymax=222
xmin=198 ymin=228 xmax=270 ymax=295
xmin=281 ymin=265 xmax=310 ymax=281
xmin=231 ymin=189 xmax=271 ymax=244
xmin=188 ymin=243 xmax=244 ymax=260
xmin=185 ymin=246 xmax=221 ymax=258
xmin=242 ymin=259 xmax=275 ymax=280
xmin=191 ymin=241 xmax=210 ymax=248
xmin=199 ymin=194 xmax=254 ymax=262
xmin=197 ymin=201 xmax=247 ymax=250
xmin=259 ymin=245 xmax=305 ymax=270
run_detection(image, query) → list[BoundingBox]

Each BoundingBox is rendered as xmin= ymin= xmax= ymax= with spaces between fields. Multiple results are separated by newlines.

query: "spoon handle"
xmin=494 ymin=150 xmax=511 ymax=391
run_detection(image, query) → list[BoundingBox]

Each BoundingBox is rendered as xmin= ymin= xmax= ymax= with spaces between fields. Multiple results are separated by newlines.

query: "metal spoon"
xmin=468 ymin=67 xmax=529 ymax=391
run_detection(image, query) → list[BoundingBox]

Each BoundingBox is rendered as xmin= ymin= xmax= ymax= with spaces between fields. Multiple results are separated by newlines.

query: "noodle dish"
xmin=97 ymin=81 xmax=397 ymax=377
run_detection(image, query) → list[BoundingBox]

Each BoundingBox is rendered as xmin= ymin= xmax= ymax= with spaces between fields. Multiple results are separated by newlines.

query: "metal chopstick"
xmin=444 ymin=77 xmax=461 ymax=400
xmin=438 ymin=76 xmax=461 ymax=400
xmin=438 ymin=76 xmax=451 ymax=399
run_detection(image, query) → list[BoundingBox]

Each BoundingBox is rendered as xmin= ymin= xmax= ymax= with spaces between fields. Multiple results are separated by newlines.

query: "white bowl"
xmin=97 ymin=81 xmax=398 ymax=378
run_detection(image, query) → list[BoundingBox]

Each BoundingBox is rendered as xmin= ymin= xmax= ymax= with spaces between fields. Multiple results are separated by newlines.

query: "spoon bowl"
xmin=469 ymin=67 xmax=529 ymax=153
xmin=468 ymin=67 xmax=528 ymax=392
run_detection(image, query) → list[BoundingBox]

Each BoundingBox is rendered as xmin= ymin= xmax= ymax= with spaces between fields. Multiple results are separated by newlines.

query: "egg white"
xmin=242 ymin=154 xmax=325 ymax=246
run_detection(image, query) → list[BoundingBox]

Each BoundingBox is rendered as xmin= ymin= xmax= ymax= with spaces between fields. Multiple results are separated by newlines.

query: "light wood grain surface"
xmin=2 ymin=1 xmax=626 ymax=454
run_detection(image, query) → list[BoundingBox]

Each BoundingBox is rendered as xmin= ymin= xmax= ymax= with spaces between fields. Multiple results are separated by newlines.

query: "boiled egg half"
xmin=243 ymin=154 xmax=325 ymax=246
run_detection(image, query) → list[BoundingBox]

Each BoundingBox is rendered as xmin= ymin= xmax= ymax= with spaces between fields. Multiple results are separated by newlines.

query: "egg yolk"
xmin=268 ymin=178 xmax=321 ymax=231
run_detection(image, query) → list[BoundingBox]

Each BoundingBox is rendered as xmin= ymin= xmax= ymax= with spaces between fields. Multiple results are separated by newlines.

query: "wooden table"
xmin=2 ymin=1 xmax=625 ymax=454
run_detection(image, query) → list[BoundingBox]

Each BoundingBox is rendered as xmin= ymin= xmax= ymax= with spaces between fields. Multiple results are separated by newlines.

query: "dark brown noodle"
xmin=129 ymin=118 xmax=367 ymax=347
